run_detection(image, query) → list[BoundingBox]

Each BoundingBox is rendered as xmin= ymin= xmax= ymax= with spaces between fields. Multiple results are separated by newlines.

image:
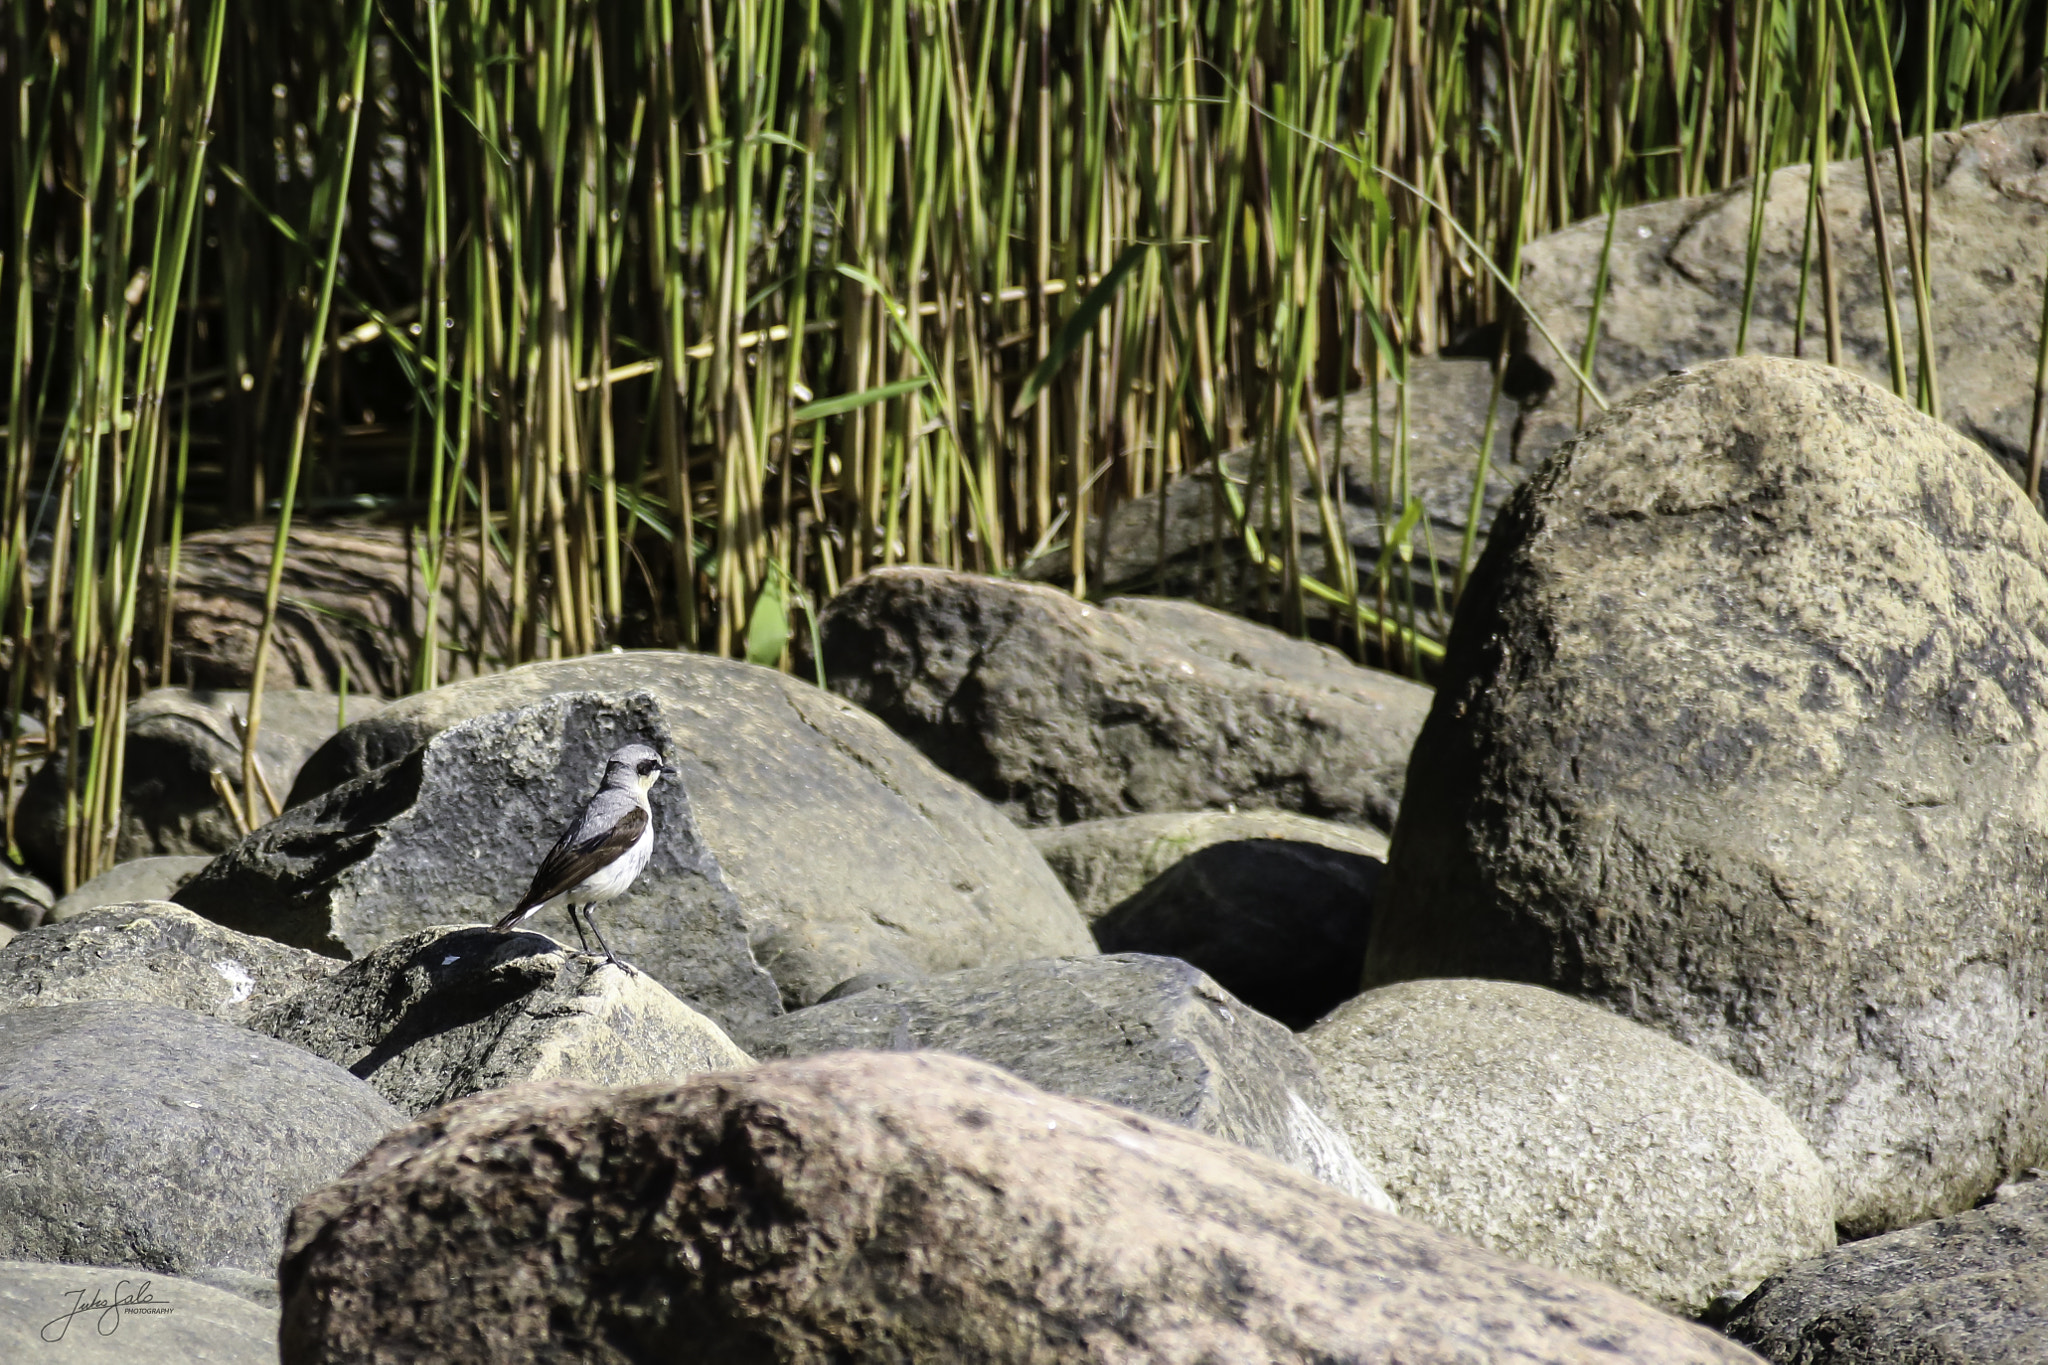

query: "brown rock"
xmin=819 ymin=568 xmax=1431 ymax=830
xmin=279 ymin=1050 xmax=1760 ymax=1364
xmin=154 ymin=522 xmax=510 ymax=698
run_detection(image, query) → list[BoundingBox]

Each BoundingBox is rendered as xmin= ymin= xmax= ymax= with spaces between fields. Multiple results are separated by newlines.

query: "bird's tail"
xmin=491 ymin=904 xmax=536 ymax=933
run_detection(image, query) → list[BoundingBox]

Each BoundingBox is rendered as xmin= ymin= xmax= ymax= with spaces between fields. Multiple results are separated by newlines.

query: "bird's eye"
xmin=638 ymin=759 xmax=656 ymax=774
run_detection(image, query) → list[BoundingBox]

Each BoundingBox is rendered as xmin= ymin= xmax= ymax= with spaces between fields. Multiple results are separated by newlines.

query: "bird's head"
xmin=604 ymin=742 xmax=678 ymax=794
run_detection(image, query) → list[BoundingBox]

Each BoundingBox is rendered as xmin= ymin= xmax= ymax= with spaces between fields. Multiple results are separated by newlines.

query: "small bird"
xmin=493 ymin=742 xmax=677 ymax=966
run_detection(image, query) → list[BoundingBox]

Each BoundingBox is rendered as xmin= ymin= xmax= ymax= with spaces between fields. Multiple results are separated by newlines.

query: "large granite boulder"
xmin=819 ymin=568 xmax=1431 ymax=830
xmin=740 ymin=953 xmax=1386 ymax=1204
xmin=49 ymin=855 xmax=212 ymax=921
xmin=15 ymin=686 xmax=384 ymax=886
xmin=255 ymin=925 xmax=751 ymax=1115
xmin=1367 ymin=356 xmax=2048 ymax=1234
xmin=1726 ymin=1177 xmax=2048 ymax=1363
xmin=1515 ymin=115 xmax=2048 ymax=480
xmin=0 ymin=901 xmax=337 ymax=1024
xmin=1306 ymin=979 xmax=1836 ymax=1318
xmin=178 ymin=654 xmax=1091 ymax=1034
xmin=278 ymin=1051 xmax=1761 ymax=1364
xmin=0 ymin=1260 xmax=278 ymax=1361
xmin=0 ymin=1001 xmax=402 ymax=1286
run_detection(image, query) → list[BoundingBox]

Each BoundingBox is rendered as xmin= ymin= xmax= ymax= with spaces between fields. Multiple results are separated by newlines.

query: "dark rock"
xmin=15 ymin=686 xmax=385 ymax=886
xmin=0 ymin=862 xmax=51 ymax=933
xmin=0 ymin=1001 xmax=403 ymax=1284
xmin=1089 ymin=830 xmax=1383 ymax=1029
xmin=739 ymin=953 xmax=1388 ymax=1204
xmin=1368 ymin=356 xmax=2048 ymax=1235
xmin=0 ymin=1260 xmax=278 ymax=1360
xmin=1515 ymin=115 xmax=2048 ymax=482
xmin=153 ymin=521 xmax=511 ymax=698
xmin=1031 ymin=809 xmax=1387 ymax=921
xmin=1306 ymin=979 xmax=1836 ymax=1318
xmin=179 ymin=653 xmax=1091 ymax=1034
xmin=1726 ymin=1178 xmax=2048 ymax=1363
xmin=50 ymin=855 xmax=212 ymax=921
xmin=0 ymin=901 xmax=338 ymax=1024
xmin=819 ymin=568 xmax=1431 ymax=830
xmin=254 ymin=925 xmax=751 ymax=1115
xmin=277 ymin=1051 xmax=1762 ymax=1364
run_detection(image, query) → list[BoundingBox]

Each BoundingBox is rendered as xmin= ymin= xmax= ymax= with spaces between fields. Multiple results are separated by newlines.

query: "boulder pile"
xmin=10 ymin=347 xmax=2048 ymax=1357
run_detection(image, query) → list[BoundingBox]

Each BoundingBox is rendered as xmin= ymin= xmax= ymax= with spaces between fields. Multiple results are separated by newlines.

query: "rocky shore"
xmin=5 ymin=346 xmax=2048 ymax=1360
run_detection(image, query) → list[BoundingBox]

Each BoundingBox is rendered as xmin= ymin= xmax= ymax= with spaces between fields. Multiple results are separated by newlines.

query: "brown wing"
xmin=501 ymin=805 xmax=649 ymax=921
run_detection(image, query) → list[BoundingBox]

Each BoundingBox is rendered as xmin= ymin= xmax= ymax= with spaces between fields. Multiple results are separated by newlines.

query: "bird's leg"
xmin=566 ymin=903 xmax=594 ymax=954
xmin=584 ymin=907 xmax=624 ymax=969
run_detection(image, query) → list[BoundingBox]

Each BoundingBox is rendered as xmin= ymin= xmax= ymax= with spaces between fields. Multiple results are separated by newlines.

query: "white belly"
xmin=569 ymin=826 xmax=653 ymax=903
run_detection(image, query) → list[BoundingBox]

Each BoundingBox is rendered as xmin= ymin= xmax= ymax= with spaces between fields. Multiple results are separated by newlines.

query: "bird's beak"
xmin=660 ymin=764 xmax=678 ymax=779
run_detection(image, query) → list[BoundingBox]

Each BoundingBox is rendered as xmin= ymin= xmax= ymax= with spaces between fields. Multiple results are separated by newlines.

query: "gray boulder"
xmin=178 ymin=654 xmax=1091 ymax=1034
xmin=1726 ymin=1177 xmax=2048 ymax=1363
xmin=15 ymin=686 xmax=384 ymax=885
xmin=1032 ymin=809 xmax=1388 ymax=921
xmin=50 ymin=855 xmax=212 ymax=921
xmin=255 ymin=925 xmax=751 ymax=1115
xmin=1516 ymin=115 xmax=2048 ymax=481
xmin=740 ymin=953 xmax=1387 ymax=1205
xmin=819 ymin=568 xmax=1431 ymax=830
xmin=0 ymin=1001 xmax=403 ymax=1284
xmin=1368 ymin=356 xmax=2048 ymax=1235
xmin=279 ymin=1052 xmax=1762 ymax=1364
xmin=0 ymin=862 xmax=51 ymax=932
xmin=1305 ymin=979 xmax=1836 ymax=1319
xmin=0 ymin=901 xmax=337 ymax=1024
xmin=0 ymin=1260 xmax=278 ymax=1361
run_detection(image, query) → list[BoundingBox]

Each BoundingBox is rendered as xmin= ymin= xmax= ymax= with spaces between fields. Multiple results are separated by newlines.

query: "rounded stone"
xmin=1305 ymin=978 xmax=1837 ymax=1317
xmin=0 ymin=1001 xmax=404 ymax=1280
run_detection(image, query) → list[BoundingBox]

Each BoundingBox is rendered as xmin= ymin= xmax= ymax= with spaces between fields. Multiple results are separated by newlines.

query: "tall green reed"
xmin=4 ymin=0 xmax=2046 ymax=883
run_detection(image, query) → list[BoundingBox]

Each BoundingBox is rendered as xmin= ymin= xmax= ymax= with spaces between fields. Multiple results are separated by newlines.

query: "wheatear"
xmin=493 ymin=742 xmax=676 ymax=966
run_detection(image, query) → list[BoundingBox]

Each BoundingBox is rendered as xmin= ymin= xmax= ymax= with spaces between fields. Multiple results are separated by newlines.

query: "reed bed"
xmin=3 ymin=0 xmax=2045 ymax=884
